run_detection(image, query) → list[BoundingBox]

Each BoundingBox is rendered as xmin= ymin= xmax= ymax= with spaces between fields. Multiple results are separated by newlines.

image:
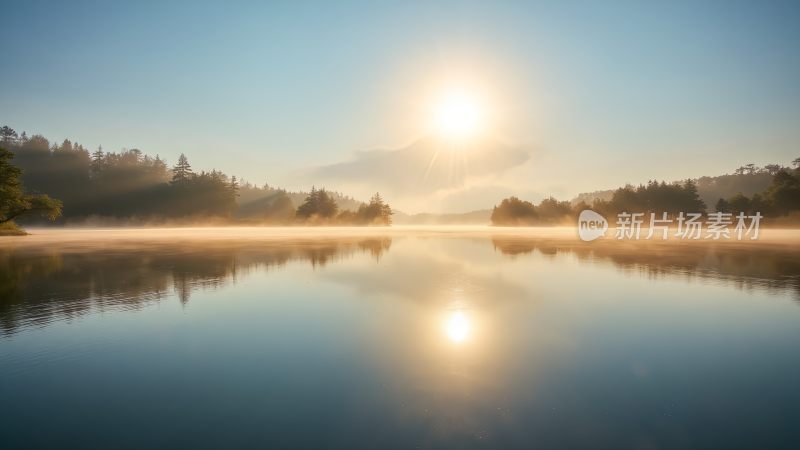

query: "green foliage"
xmin=536 ymin=197 xmax=573 ymax=223
xmin=499 ymin=159 xmax=800 ymax=227
xmin=491 ymin=196 xmax=573 ymax=226
xmin=591 ymin=180 xmax=706 ymax=216
xmin=342 ymin=192 xmax=392 ymax=225
xmin=163 ymin=170 xmax=238 ymax=218
xmin=764 ymin=169 xmax=800 ymax=214
xmin=0 ymin=125 xmax=396 ymax=226
xmin=1 ymin=127 xmax=237 ymax=221
xmin=0 ymin=126 xmax=18 ymax=145
xmin=171 ymin=153 xmax=193 ymax=184
xmin=715 ymin=198 xmax=730 ymax=213
xmin=296 ymin=187 xmax=339 ymax=222
xmin=0 ymin=221 xmax=27 ymax=235
xmin=694 ymin=167 xmax=780 ymax=207
xmin=727 ymin=193 xmax=751 ymax=213
xmin=491 ymin=197 xmax=538 ymax=225
xmin=493 ymin=180 xmax=707 ymax=226
xmin=716 ymin=166 xmax=800 ymax=216
xmin=579 ymin=165 xmax=780 ymax=209
xmin=295 ymin=189 xmax=393 ymax=226
xmin=0 ymin=147 xmax=62 ymax=225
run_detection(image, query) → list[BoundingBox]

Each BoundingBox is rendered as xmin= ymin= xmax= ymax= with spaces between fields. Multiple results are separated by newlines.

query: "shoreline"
xmin=3 ymin=225 xmax=799 ymax=247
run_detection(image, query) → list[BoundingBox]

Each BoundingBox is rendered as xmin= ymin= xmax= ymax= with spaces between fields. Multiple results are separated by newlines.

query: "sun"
xmin=433 ymin=90 xmax=483 ymax=140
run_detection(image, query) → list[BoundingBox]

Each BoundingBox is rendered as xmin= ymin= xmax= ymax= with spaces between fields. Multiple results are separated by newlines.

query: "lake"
xmin=1 ymin=227 xmax=799 ymax=449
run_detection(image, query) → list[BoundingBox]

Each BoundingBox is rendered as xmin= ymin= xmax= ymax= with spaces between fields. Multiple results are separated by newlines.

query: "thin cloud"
xmin=307 ymin=136 xmax=530 ymax=196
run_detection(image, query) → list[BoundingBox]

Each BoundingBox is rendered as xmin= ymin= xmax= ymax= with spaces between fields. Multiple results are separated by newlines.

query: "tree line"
xmin=0 ymin=125 xmax=391 ymax=228
xmin=296 ymin=188 xmax=392 ymax=225
xmin=492 ymin=159 xmax=800 ymax=226
xmin=0 ymin=147 xmax=62 ymax=232
xmin=491 ymin=181 xmax=707 ymax=226
xmin=714 ymin=163 xmax=800 ymax=216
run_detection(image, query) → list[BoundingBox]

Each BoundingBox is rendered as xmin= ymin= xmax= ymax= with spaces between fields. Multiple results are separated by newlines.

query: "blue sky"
xmin=2 ymin=1 xmax=799 ymax=212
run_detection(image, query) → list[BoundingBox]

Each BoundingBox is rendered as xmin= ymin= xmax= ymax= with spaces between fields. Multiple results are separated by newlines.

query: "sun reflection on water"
xmin=445 ymin=311 xmax=471 ymax=343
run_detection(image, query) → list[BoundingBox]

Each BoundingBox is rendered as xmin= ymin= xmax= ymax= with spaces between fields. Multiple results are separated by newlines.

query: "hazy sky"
xmin=2 ymin=1 xmax=799 ymax=212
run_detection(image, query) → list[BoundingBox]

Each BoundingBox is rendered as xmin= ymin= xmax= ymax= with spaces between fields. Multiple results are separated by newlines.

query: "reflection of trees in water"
xmin=0 ymin=237 xmax=392 ymax=335
xmin=492 ymin=237 xmax=800 ymax=301
xmin=359 ymin=238 xmax=393 ymax=261
xmin=5 ymin=234 xmax=795 ymax=336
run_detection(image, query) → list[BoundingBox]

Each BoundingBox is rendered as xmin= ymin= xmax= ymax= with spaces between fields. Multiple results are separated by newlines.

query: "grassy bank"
xmin=0 ymin=222 xmax=28 ymax=236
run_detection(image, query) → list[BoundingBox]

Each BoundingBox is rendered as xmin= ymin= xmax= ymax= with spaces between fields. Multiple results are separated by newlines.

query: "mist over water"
xmin=1 ymin=228 xmax=799 ymax=448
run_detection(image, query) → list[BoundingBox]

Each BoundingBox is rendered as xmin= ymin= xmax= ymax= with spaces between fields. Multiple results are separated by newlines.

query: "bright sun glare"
xmin=434 ymin=91 xmax=483 ymax=139
xmin=445 ymin=311 xmax=471 ymax=343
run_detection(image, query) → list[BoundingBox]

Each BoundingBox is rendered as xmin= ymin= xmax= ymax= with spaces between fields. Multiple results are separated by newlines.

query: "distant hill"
xmin=572 ymin=168 xmax=778 ymax=210
xmin=693 ymin=171 xmax=776 ymax=208
xmin=392 ymin=209 xmax=491 ymax=225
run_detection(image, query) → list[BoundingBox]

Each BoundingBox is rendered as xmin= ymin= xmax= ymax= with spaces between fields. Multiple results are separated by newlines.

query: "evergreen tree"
xmin=0 ymin=126 xmax=17 ymax=145
xmin=230 ymin=175 xmax=239 ymax=197
xmin=296 ymin=186 xmax=318 ymax=219
xmin=354 ymin=192 xmax=392 ymax=225
xmin=727 ymin=193 xmax=751 ymax=213
xmin=0 ymin=147 xmax=62 ymax=224
xmin=91 ymin=145 xmax=105 ymax=177
xmin=296 ymin=186 xmax=338 ymax=220
xmin=764 ymin=169 xmax=800 ymax=215
xmin=681 ymin=179 xmax=705 ymax=211
xmin=172 ymin=153 xmax=193 ymax=183
xmin=60 ymin=139 xmax=73 ymax=152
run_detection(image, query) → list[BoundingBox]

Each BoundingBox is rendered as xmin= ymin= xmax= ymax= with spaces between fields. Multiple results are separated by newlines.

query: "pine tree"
xmin=316 ymin=188 xmax=338 ymax=218
xmin=60 ymin=139 xmax=73 ymax=152
xmin=296 ymin=186 xmax=318 ymax=218
xmin=0 ymin=147 xmax=62 ymax=224
xmin=368 ymin=192 xmax=392 ymax=225
xmin=296 ymin=186 xmax=338 ymax=220
xmin=90 ymin=145 xmax=105 ymax=177
xmin=682 ymin=179 xmax=706 ymax=212
xmin=172 ymin=153 xmax=193 ymax=183
xmin=1 ymin=126 xmax=18 ymax=145
xmin=230 ymin=175 xmax=239 ymax=197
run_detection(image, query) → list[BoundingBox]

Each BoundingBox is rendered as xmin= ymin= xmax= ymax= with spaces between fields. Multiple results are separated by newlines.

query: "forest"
xmin=2 ymin=125 xmax=797 ymax=230
xmin=0 ymin=126 xmax=392 ymax=229
xmin=492 ymin=160 xmax=800 ymax=226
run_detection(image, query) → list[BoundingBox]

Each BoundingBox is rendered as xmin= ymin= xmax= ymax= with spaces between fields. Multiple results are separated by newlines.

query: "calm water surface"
xmin=1 ymin=228 xmax=799 ymax=449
